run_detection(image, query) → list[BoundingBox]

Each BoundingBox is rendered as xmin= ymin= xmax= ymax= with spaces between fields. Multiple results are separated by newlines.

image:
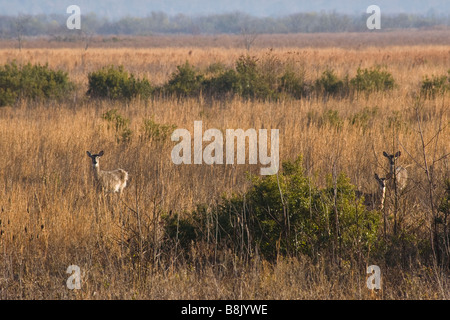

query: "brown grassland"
xmin=0 ymin=31 xmax=449 ymax=299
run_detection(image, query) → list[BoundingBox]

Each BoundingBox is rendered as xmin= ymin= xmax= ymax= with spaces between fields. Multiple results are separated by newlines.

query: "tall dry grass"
xmin=0 ymin=36 xmax=449 ymax=299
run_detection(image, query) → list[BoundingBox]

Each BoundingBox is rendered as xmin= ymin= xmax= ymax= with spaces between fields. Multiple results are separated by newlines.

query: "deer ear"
xmin=383 ymin=151 xmax=389 ymax=158
xmin=99 ymin=151 xmax=104 ymax=156
xmin=395 ymin=151 xmax=401 ymax=158
xmin=86 ymin=151 xmax=92 ymax=157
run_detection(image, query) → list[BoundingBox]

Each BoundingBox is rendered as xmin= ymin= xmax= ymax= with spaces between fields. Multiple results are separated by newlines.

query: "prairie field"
xmin=0 ymin=32 xmax=449 ymax=300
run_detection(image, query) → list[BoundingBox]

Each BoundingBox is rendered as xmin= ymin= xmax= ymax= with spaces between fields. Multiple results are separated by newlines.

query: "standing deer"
xmin=86 ymin=151 xmax=128 ymax=194
xmin=357 ymin=173 xmax=387 ymax=211
xmin=383 ymin=151 xmax=408 ymax=192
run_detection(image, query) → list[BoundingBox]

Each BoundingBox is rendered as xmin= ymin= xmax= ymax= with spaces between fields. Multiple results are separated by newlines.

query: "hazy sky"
xmin=1 ymin=0 xmax=449 ymax=18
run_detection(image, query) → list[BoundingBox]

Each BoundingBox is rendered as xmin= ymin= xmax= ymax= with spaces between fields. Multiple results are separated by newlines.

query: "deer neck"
xmin=379 ymin=186 xmax=386 ymax=210
xmin=389 ymin=163 xmax=396 ymax=175
xmin=92 ymin=162 xmax=101 ymax=180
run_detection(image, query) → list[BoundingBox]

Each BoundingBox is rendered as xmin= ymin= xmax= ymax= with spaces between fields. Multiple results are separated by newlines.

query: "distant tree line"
xmin=0 ymin=11 xmax=449 ymax=38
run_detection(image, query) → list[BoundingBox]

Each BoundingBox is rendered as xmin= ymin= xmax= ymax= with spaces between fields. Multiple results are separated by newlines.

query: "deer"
xmin=357 ymin=173 xmax=387 ymax=211
xmin=86 ymin=151 xmax=128 ymax=195
xmin=382 ymin=151 xmax=408 ymax=193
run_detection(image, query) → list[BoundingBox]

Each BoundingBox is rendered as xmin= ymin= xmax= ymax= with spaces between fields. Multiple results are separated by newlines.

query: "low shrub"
xmin=0 ymin=61 xmax=74 ymax=106
xmin=234 ymin=55 xmax=277 ymax=100
xmin=102 ymin=109 xmax=132 ymax=143
xmin=351 ymin=66 xmax=395 ymax=94
xmin=163 ymin=61 xmax=204 ymax=97
xmin=164 ymin=156 xmax=381 ymax=262
xmin=202 ymin=68 xmax=240 ymax=98
xmin=349 ymin=106 xmax=379 ymax=131
xmin=87 ymin=65 xmax=152 ymax=100
xmin=314 ymin=68 xmax=348 ymax=97
xmin=141 ymin=118 xmax=176 ymax=144
xmin=279 ymin=69 xmax=308 ymax=99
xmin=420 ymin=73 xmax=449 ymax=99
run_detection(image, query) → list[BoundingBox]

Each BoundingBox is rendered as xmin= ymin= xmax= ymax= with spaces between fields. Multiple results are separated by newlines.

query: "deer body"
xmin=87 ymin=151 xmax=128 ymax=194
xmin=383 ymin=151 xmax=408 ymax=192
xmin=357 ymin=173 xmax=387 ymax=211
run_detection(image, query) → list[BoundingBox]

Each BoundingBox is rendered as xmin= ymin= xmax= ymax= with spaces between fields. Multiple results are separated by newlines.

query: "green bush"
xmin=164 ymin=61 xmax=204 ymax=97
xmin=420 ymin=74 xmax=449 ymax=99
xmin=349 ymin=107 xmax=378 ymax=131
xmin=234 ymin=55 xmax=277 ymax=100
xmin=438 ymin=179 xmax=449 ymax=234
xmin=204 ymin=62 xmax=228 ymax=75
xmin=168 ymin=56 xmax=280 ymax=100
xmin=279 ymin=69 xmax=308 ymax=99
xmin=164 ymin=156 xmax=381 ymax=262
xmin=350 ymin=66 xmax=395 ymax=94
xmin=0 ymin=61 xmax=73 ymax=106
xmin=314 ymin=68 xmax=348 ymax=97
xmin=87 ymin=65 xmax=152 ymax=100
xmin=163 ymin=205 xmax=209 ymax=249
xmin=102 ymin=109 xmax=132 ymax=143
xmin=141 ymin=118 xmax=176 ymax=143
xmin=307 ymin=109 xmax=344 ymax=130
xmin=203 ymin=68 xmax=240 ymax=98
xmin=203 ymin=56 xmax=279 ymax=100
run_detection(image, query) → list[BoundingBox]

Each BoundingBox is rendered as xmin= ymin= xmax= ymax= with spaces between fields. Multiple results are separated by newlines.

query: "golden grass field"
xmin=0 ymin=32 xmax=449 ymax=299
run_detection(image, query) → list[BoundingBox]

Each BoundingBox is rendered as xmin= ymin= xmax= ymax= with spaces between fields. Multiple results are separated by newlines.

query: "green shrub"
xmin=203 ymin=56 xmax=279 ymax=100
xmin=420 ymin=74 xmax=449 ymax=99
xmin=314 ymin=68 xmax=347 ymax=97
xmin=350 ymin=66 xmax=395 ymax=94
xmin=439 ymin=179 xmax=450 ymax=216
xmin=0 ymin=61 xmax=73 ymax=106
xmin=279 ymin=69 xmax=308 ymax=99
xmin=203 ymin=68 xmax=240 ymax=98
xmin=436 ymin=179 xmax=450 ymax=264
xmin=0 ymin=87 xmax=17 ymax=107
xmin=164 ymin=61 xmax=204 ymax=97
xmin=87 ymin=65 xmax=152 ymax=100
xmin=322 ymin=173 xmax=381 ymax=258
xmin=205 ymin=62 xmax=228 ymax=75
xmin=234 ymin=55 xmax=276 ymax=100
xmin=141 ymin=118 xmax=176 ymax=143
xmin=193 ymin=56 xmax=282 ymax=100
xmin=102 ymin=109 xmax=132 ymax=143
xmin=163 ymin=205 xmax=209 ymax=249
xmin=307 ymin=109 xmax=343 ymax=130
xmin=349 ymin=107 xmax=378 ymax=131
xmin=321 ymin=109 xmax=343 ymax=130
xmin=164 ymin=156 xmax=381 ymax=262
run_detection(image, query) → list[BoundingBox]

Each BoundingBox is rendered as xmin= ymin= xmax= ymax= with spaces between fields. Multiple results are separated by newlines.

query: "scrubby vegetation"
xmin=351 ymin=66 xmax=396 ymax=94
xmin=87 ymin=65 xmax=152 ymax=100
xmin=78 ymin=54 xmax=398 ymax=102
xmin=13 ymin=57 xmax=450 ymax=110
xmin=164 ymin=157 xmax=381 ymax=263
xmin=0 ymin=61 xmax=73 ymax=106
xmin=420 ymin=71 xmax=450 ymax=99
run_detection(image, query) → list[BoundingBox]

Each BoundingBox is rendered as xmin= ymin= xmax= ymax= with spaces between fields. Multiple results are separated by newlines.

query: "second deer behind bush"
xmin=383 ymin=151 xmax=408 ymax=192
